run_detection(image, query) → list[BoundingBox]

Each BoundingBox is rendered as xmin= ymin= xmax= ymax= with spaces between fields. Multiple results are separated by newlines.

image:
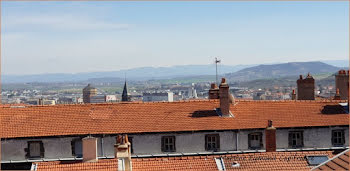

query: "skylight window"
xmin=306 ymin=156 xmax=329 ymax=166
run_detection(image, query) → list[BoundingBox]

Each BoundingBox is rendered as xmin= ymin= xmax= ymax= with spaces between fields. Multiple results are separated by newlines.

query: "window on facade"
xmin=161 ymin=136 xmax=176 ymax=152
xmin=71 ymin=139 xmax=83 ymax=157
xmin=288 ymin=131 xmax=303 ymax=148
xmin=332 ymin=130 xmax=345 ymax=146
xmin=248 ymin=132 xmax=263 ymax=149
xmin=27 ymin=141 xmax=44 ymax=158
xmin=205 ymin=134 xmax=220 ymax=151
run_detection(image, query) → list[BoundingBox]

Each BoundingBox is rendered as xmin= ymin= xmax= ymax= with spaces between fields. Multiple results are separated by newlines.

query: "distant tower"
xmin=335 ymin=70 xmax=349 ymax=100
xmin=83 ymin=84 xmax=97 ymax=103
xmin=297 ymin=73 xmax=315 ymax=100
xmin=122 ymin=81 xmax=129 ymax=102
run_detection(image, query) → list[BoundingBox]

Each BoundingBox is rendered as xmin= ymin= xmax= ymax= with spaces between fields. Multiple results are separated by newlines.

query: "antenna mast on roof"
xmin=215 ymin=57 xmax=221 ymax=85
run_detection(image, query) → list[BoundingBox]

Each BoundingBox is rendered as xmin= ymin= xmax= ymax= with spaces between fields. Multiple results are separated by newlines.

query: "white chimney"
xmin=115 ymin=134 xmax=132 ymax=171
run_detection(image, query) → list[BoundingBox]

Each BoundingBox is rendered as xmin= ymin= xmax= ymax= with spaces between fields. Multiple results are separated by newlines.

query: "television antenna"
xmin=215 ymin=57 xmax=221 ymax=85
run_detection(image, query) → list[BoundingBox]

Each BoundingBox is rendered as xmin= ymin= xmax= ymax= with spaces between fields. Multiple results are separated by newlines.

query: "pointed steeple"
xmin=122 ymin=81 xmax=129 ymax=102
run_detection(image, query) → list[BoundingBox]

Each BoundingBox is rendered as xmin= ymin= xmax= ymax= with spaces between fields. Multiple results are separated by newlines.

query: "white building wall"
xmin=143 ymin=92 xmax=173 ymax=102
xmin=276 ymin=127 xmax=349 ymax=149
xmin=132 ymin=131 xmax=235 ymax=154
xmin=1 ymin=127 xmax=348 ymax=162
xmin=1 ymin=137 xmax=77 ymax=161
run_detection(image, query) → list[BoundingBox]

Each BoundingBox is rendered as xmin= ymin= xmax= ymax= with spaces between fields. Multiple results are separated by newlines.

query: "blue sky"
xmin=1 ymin=1 xmax=349 ymax=75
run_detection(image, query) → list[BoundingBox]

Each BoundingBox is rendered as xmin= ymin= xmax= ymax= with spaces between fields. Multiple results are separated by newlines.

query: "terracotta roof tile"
xmin=1 ymin=100 xmax=348 ymax=138
xmin=35 ymin=150 xmax=335 ymax=171
xmin=35 ymin=159 xmax=118 ymax=171
xmin=312 ymin=149 xmax=349 ymax=170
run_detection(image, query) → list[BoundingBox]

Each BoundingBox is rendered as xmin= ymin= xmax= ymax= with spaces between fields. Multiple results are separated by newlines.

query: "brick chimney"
xmin=335 ymin=70 xmax=349 ymax=100
xmin=219 ymin=78 xmax=232 ymax=117
xmin=265 ymin=120 xmax=276 ymax=152
xmin=82 ymin=137 xmax=98 ymax=163
xmin=297 ymin=73 xmax=315 ymax=100
xmin=291 ymin=89 xmax=296 ymax=100
xmin=209 ymin=83 xmax=219 ymax=99
xmin=115 ymin=134 xmax=132 ymax=171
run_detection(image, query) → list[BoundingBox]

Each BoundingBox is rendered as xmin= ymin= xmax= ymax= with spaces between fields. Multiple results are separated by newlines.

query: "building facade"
xmin=142 ymin=92 xmax=174 ymax=102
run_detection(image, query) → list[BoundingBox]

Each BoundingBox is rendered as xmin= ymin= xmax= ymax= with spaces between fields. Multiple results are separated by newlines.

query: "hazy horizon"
xmin=2 ymin=1 xmax=349 ymax=75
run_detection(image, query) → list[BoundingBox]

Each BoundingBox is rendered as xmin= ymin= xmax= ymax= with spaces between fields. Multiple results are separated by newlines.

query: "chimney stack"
xmin=297 ymin=73 xmax=315 ymax=100
xmin=82 ymin=136 xmax=98 ymax=163
xmin=38 ymin=98 xmax=43 ymax=105
xmin=291 ymin=89 xmax=296 ymax=100
xmin=335 ymin=70 xmax=349 ymax=100
xmin=265 ymin=120 xmax=276 ymax=152
xmin=115 ymin=134 xmax=132 ymax=171
xmin=209 ymin=83 xmax=220 ymax=99
xmin=219 ymin=78 xmax=232 ymax=117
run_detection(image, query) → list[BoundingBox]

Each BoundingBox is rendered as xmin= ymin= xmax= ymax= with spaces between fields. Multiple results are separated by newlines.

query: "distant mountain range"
xmin=2 ymin=64 xmax=254 ymax=83
xmin=320 ymin=60 xmax=349 ymax=68
xmin=225 ymin=61 xmax=341 ymax=82
xmin=2 ymin=60 xmax=347 ymax=83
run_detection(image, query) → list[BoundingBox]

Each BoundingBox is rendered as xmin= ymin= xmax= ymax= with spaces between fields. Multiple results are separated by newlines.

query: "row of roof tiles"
xmin=34 ymin=150 xmax=336 ymax=171
xmin=1 ymin=100 xmax=348 ymax=139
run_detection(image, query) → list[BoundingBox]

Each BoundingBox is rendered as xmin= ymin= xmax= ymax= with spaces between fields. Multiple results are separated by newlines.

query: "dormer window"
xmin=248 ymin=132 xmax=263 ymax=150
xmin=161 ymin=136 xmax=176 ymax=152
xmin=26 ymin=141 xmax=44 ymax=159
xmin=288 ymin=131 xmax=303 ymax=148
xmin=332 ymin=130 xmax=345 ymax=146
xmin=205 ymin=134 xmax=220 ymax=151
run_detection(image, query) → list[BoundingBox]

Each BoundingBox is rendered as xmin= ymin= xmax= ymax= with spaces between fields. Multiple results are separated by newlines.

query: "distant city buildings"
xmin=143 ymin=92 xmax=174 ymax=102
xmin=1 ymin=70 xmax=348 ymax=105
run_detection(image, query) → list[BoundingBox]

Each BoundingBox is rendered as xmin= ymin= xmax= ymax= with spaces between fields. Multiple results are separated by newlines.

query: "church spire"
xmin=122 ymin=81 xmax=129 ymax=102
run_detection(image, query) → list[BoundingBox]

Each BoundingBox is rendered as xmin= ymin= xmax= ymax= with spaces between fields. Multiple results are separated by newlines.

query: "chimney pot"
xmin=265 ymin=120 xmax=276 ymax=152
xmin=209 ymin=83 xmax=219 ymax=99
xmin=115 ymin=134 xmax=132 ymax=171
xmin=221 ymin=78 xmax=226 ymax=84
xmin=268 ymin=120 xmax=273 ymax=127
xmin=211 ymin=83 xmax=218 ymax=89
xmin=291 ymin=90 xmax=296 ymax=100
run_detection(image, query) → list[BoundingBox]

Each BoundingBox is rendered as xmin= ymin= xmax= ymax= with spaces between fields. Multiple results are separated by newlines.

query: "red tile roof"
xmin=1 ymin=100 xmax=348 ymax=138
xmin=312 ymin=149 xmax=349 ymax=170
xmin=132 ymin=156 xmax=218 ymax=171
xmin=35 ymin=159 xmax=118 ymax=171
xmin=35 ymin=150 xmax=335 ymax=171
xmin=222 ymin=151 xmax=334 ymax=170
